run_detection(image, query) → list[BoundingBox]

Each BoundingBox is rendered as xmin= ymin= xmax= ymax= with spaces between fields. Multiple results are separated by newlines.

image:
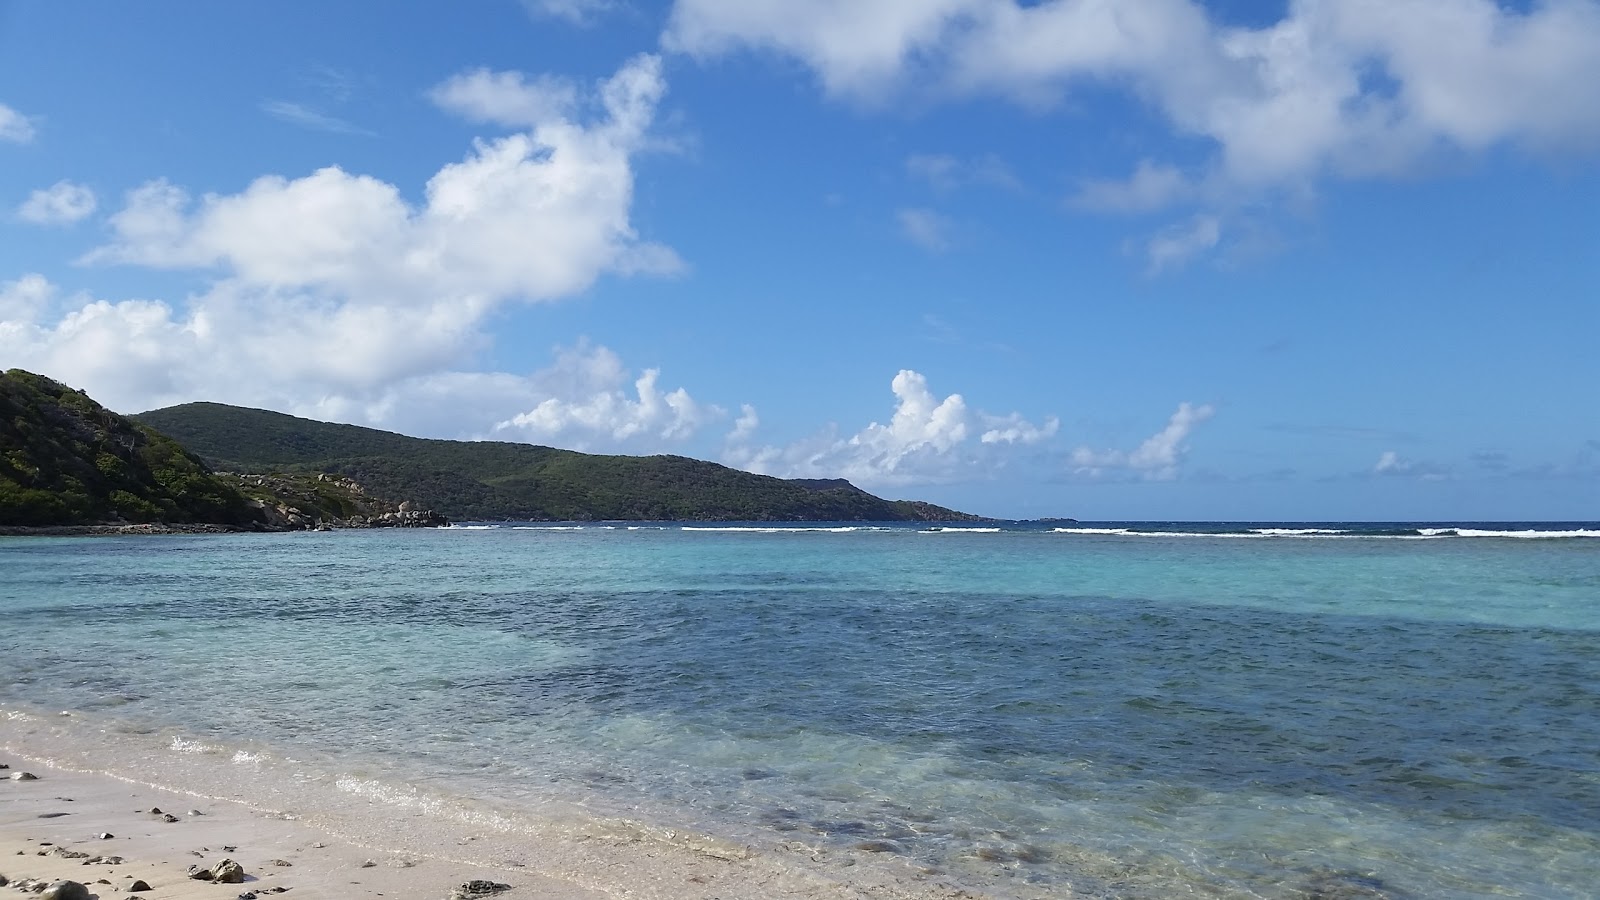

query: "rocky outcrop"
xmin=227 ymin=472 xmax=448 ymax=530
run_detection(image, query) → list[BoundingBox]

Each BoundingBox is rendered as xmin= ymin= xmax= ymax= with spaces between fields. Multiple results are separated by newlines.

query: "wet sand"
xmin=1 ymin=752 xmax=997 ymax=900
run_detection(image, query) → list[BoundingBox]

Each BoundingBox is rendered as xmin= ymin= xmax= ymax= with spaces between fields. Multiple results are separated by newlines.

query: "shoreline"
xmin=2 ymin=715 xmax=1009 ymax=900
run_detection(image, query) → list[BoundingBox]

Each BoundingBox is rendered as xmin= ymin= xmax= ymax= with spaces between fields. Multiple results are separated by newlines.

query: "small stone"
xmin=38 ymin=812 xmax=70 ymax=818
xmin=190 ymin=850 xmax=205 ymax=857
xmin=238 ymin=893 xmax=259 ymax=900
xmin=98 ymin=833 xmax=114 ymax=840
xmin=852 ymin=840 xmax=904 ymax=854
xmin=268 ymin=859 xmax=293 ymax=867
xmin=360 ymin=860 xmax=376 ymax=868
xmin=39 ymin=880 xmax=93 ymax=900
xmin=189 ymin=864 xmax=214 ymax=881
xmin=311 ymin=842 xmax=326 ymax=849
xmin=11 ymin=771 xmax=39 ymax=781
xmin=187 ymin=809 xmax=203 ymax=816
xmin=149 ymin=808 xmax=162 ymax=814
xmin=223 ymin=845 xmax=237 ymax=853
xmin=160 ymin=813 xmax=179 ymax=823
xmin=128 ymin=880 xmax=152 ymax=892
xmin=449 ymin=880 xmax=512 ymax=900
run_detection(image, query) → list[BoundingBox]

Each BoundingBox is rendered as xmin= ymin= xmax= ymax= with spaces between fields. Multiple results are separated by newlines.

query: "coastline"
xmin=2 ymin=715 xmax=1006 ymax=900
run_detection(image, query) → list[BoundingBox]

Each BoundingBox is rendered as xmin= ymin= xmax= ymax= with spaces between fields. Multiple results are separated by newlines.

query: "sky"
xmin=1 ymin=0 xmax=1597 ymax=521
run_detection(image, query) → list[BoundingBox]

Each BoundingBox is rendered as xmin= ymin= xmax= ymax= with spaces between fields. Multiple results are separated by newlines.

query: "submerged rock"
xmin=450 ymin=880 xmax=512 ymax=900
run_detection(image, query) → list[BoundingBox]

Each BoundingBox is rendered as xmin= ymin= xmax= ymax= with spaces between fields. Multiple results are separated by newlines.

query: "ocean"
xmin=2 ymin=522 xmax=1597 ymax=898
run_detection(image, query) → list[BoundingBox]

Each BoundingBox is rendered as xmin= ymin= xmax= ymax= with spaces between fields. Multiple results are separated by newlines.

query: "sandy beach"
xmin=1 ymin=750 xmax=995 ymax=900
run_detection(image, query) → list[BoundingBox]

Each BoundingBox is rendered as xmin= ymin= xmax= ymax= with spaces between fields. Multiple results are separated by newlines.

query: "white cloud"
xmin=980 ymin=412 xmax=1059 ymax=445
xmin=1074 ymin=160 xmax=1193 ymax=214
xmin=1372 ymin=449 xmax=1449 ymax=481
xmin=897 ymin=207 xmax=953 ymax=252
xmin=1072 ymin=402 xmax=1215 ymax=480
xmin=522 ymin=0 xmax=616 ymax=26
xmin=0 ymin=102 xmax=34 ymax=143
xmin=664 ymin=0 xmax=978 ymax=100
xmin=907 ymin=152 xmax=1019 ymax=191
xmin=727 ymin=403 xmax=760 ymax=442
xmin=1144 ymin=214 xmax=1220 ymax=274
xmin=17 ymin=181 xmax=97 ymax=225
xmin=1374 ymin=450 xmax=1407 ymax=474
xmin=260 ymin=100 xmax=375 ymax=136
xmin=428 ymin=69 xmax=579 ymax=129
xmin=0 ymin=273 xmax=55 ymax=325
xmin=493 ymin=342 xmax=720 ymax=447
xmin=725 ymin=369 xmax=1055 ymax=487
xmin=4 ymin=55 xmax=680 ymax=430
xmin=668 ymin=0 xmax=1600 ymax=189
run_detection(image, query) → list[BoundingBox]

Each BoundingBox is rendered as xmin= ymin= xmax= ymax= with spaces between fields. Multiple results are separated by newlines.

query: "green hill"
xmin=0 ymin=370 xmax=256 ymax=527
xmin=134 ymin=402 xmax=981 ymax=522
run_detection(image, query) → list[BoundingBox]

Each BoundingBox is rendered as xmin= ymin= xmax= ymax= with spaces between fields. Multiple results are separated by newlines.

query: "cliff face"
xmin=0 ymin=370 xmax=257 ymax=527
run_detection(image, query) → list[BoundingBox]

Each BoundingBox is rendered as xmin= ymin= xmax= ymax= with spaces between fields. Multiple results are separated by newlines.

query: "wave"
xmin=921 ymin=527 xmax=1003 ymax=533
xmin=443 ymin=524 xmax=499 ymax=530
xmin=679 ymin=526 xmax=884 ymax=533
xmin=1051 ymin=526 xmax=1599 ymax=540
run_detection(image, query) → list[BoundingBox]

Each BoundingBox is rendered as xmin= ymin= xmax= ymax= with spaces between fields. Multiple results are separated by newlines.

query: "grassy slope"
xmin=135 ymin=402 xmax=981 ymax=522
xmin=0 ymin=371 xmax=256 ymax=526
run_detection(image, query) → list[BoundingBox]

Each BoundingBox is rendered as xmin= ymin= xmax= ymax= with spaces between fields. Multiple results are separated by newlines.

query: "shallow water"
xmin=2 ymin=524 xmax=1598 ymax=897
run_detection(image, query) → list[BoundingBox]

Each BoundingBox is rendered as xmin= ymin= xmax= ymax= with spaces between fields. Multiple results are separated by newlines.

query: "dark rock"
xmin=11 ymin=771 xmax=39 ymax=781
xmin=97 ymin=833 xmax=113 ymax=840
xmin=449 ymin=880 xmax=512 ymax=900
xmin=0 ymin=873 xmax=7 ymax=886
xmin=37 ymin=812 xmax=70 ymax=818
xmin=39 ymin=881 xmax=92 ymax=900
xmin=128 ymin=880 xmax=152 ymax=892
xmin=160 ymin=813 xmax=179 ymax=823
xmin=268 ymin=859 xmax=292 ymax=867
xmin=852 ymin=840 xmax=903 ymax=854
xmin=49 ymin=847 xmax=90 ymax=859
xmin=149 ymin=808 xmax=162 ymax=814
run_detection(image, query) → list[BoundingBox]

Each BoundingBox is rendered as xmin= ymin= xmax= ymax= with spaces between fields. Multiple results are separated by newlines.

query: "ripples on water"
xmin=2 ymin=526 xmax=1598 ymax=898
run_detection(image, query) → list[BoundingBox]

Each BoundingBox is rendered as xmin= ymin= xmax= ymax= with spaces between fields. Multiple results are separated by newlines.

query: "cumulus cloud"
xmin=428 ymin=69 xmax=580 ymax=129
xmin=725 ymin=369 xmax=1055 ymax=486
xmin=668 ymin=0 xmax=1600 ymax=200
xmin=0 ymin=102 xmax=34 ymax=143
xmin=493 ymin=342 xmax=720 ymax=447
xmin=0 ymin=274 xmax=55 ymax=325
xmin=4 ymin=55 xmax=679 ymax=432
xmin=727 ymin=403 xmax=761 ymax=442
xmin=897 ymin=207 xmax=953 ymax=251
xmin=1072 ymin=402 xmax=1215 ymax=480
xmin=17 ymin=181 xmax=97 ymax=225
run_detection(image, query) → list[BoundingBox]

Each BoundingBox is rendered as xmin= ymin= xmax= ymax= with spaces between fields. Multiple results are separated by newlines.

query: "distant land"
xmin=2 ymin=370 xmax=982 ymax=528
xmin=135 ymin=401 xmax=983 ymax=522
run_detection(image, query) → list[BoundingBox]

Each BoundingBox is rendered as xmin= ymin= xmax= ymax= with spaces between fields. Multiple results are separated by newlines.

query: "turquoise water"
xmin=2 ymin=524 xmax=1598 ymax=897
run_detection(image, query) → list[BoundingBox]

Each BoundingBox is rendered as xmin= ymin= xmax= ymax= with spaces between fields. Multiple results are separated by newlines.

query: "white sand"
xmin=1 ymin=753 xmax=1002 ymax=900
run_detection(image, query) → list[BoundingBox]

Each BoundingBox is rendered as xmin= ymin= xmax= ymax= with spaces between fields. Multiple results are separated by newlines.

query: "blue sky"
xmin=2 ymin=0 xmax=1597 ymax=520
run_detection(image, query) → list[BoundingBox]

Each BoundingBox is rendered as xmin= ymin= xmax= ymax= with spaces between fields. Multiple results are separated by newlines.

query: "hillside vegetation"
xmin=0 ymin=370 xmax=256 ymax=527
xmin=135 ymin=402 xmax=981 ymax=522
